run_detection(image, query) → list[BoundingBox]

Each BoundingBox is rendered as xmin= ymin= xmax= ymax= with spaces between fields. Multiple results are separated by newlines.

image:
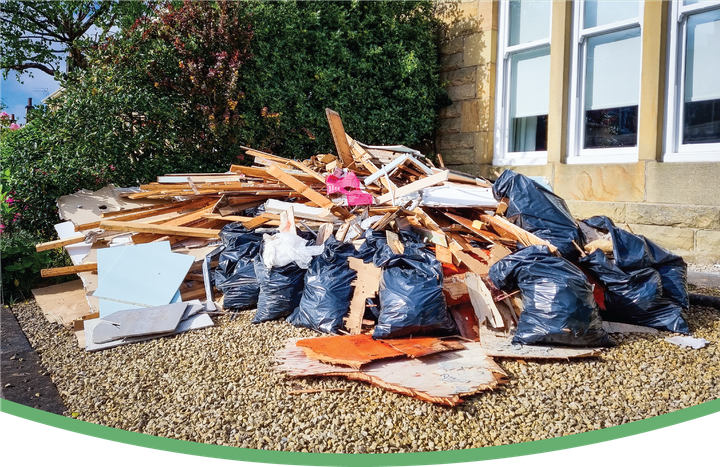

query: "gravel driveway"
xmin=8 ymin=292 xmax=720 ymax=454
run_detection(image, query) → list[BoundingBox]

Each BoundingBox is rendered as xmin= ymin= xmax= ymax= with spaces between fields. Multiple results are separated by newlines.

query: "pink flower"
xmin=109 ymin=165 xmax=115 ymax=171
xmin=0 ymin=223 xmax=5 ymax=233
xmin=13 ymin=213 xmax=20 ymax=222
xmin=0 ymin=111 xmax=8 ymax=119
xmin=9 ymin=123 xmax=21 ymax=130
xmin=5 ymin=197 xmax=14 ymax=205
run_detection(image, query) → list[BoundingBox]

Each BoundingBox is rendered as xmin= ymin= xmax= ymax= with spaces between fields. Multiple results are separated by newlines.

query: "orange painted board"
xmin=296 ymin=334 xmax=403 ymax=369
xmin=380 ymin=338 xmax=466 ymax=358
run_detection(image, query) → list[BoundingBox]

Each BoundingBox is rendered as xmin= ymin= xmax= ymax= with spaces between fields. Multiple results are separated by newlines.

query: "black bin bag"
xmin=492 ymin=170 xmax=583 ymax=259
xmin=489 ymin=245 xmax=613 ymax=347
xmin=580 ymin=216 xmax=689 ymax=333
xmin=286 ymin=237 xmax=358 ymax=334
xmin=367 ymin=230 xmax=457 ymax=339
xmin=251 ymin=249 xmax=306 ymax=324
xmin=213 ymin=224 xmax=264 ymax=310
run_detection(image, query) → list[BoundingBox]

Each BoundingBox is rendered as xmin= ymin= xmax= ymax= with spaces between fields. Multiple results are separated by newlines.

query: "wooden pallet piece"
xmin=346 ymin=257 xmax=382 ymax=335
xmin=265 ymin=165 xmax=353 ymax=219
xmin=325 ymin=109 xmax=355 ymax=168
xmin=98 ymin=220 xmax=221 ymax=238
xmin=41 ymin=263 xmax=98 ymax=278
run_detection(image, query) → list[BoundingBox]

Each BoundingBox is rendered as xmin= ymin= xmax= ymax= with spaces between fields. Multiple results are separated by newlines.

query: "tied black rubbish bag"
xmin=286 ymin=237 xmax=358 ymax=334
xmin=369 ymin=231 xmax=457 ymax=339
xmin=489 ymin=245 xmax=612 ymax=347
xmin=213 ymin=224 xmax=263 ymax=310
xmin=492 ymin=170 xmax=583 ymax=259
xmin=251 ymin=253 xmax=306 ymax=323
xmin=580 ymin=216 xmax=689 ymax=333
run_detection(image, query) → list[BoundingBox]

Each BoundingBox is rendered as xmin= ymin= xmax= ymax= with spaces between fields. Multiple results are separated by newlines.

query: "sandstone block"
xmin=441 ymin=149 xmax=476 ymax=165
xmin=625 ymin=203 xmax=720 ymax=229
xmin=564 ymin=201 xmax=627 ymax=223
xmin=646 ymin=161 xmax=720 ymax=206
xmin=439 ymin=133 xmax=475 ymax=150
xmin=553 ymin=163 xmax=645 ymax=202
xmin=627 ymin=224 xmax=695 ymax=252
xmin=447 ymin=83 xmax=476 ymax=101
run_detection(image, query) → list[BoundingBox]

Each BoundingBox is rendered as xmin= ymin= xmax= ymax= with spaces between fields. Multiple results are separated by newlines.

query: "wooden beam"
xmin=242 ymin=147 xmax=327 ymax=183
xmin=36 ymin=235 xmax=86 ymax=252
xmin=479 ymin=214 xmax=558 ymax=253
xmin=325 ymin=108 xmax=354 ymax=167
xmin=41 ymin=263 xmax=97 ymax=278
xmin=375 ymin=170 xmax=450 ymax=205
xmin=266 ymin=165 xmax=353 ymax=219
xmin=98 ymin=220 xmax=220 ymax=238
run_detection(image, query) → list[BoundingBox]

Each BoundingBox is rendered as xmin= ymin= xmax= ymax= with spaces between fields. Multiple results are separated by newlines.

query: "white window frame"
xmin=663 ymin=0 xmax=720 ymax=162
xmin=493 ymin=0 xmax=551 ymax=167
xmin=566 ymin=1 xmax=644 ymax=165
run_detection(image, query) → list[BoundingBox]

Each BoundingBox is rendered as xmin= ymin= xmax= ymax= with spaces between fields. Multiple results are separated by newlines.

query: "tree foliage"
xmin=1 ymin=0 xmax=150 ymax=78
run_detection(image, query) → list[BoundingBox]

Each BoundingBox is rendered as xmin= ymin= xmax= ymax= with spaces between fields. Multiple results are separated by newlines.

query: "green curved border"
xmin=2 ymin=398 xmax=718 ymax=466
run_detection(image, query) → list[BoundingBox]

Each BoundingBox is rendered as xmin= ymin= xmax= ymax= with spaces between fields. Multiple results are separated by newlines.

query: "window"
xmin=567 ymin=1 xmax=643 ymax=164
xmin=664 ymin=1 xmax=720 ymax=162
xmin=494 ymin=0 xmax=552 ymax=166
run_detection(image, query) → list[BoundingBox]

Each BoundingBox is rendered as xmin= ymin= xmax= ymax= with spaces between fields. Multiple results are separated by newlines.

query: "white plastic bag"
xmin=262 ymin=232 xmax=323 ymax=269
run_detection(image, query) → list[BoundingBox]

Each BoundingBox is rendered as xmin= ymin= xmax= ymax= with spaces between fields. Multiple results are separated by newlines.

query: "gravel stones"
xmin=9 ymin=299 xmax=720 ymax=453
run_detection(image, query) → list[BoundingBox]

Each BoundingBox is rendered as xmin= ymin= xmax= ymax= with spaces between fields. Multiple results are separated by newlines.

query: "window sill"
xmin=565 ymin=153 xmax=639 ymax=165
xmin=663 ymin=152 xmax=720 ymax=163
xmin=492 ymin=152 xmax=548 ymax=167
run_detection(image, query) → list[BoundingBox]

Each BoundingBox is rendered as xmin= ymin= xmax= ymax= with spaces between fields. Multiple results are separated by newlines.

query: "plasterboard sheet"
xmin=55 ymin=221 xmax=92 ymax=265
xmin=92 ymin=302 xmax=187 ymax=344
xmin=478 ymin=328 xmax=603 ymax=359
xmin=93 ymin=242 xmax=194 ymax=315
xmin=416 ymin=185 xmax=498 ymax=208
xmin=84 ymin=312 xmax=214 ymax=352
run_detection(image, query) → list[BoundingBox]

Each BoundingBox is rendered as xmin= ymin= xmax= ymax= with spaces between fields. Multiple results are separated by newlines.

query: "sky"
xmin=1 ymin=68 xmax=62 ymax=124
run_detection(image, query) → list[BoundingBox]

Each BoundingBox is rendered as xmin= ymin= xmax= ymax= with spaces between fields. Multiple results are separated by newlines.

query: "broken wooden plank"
xmin=346 ymin=257 xmax=382 ymax=335
xmin=435 ymin=244 xmax=454 ymax=264
xmin=466 ymin=273 xmax=504 ymax=329
xmin=242 ymin=212 xmax=281 ymax=229
xmin=98 ymin=220 xmax=220 ymax=238
xmin=36 ymin=234 xmax=87 ymax=252
xmin=325 ymin=108 xmax=355 ymax=168
xmin=452 ymin=250 xmax=489 ymax=275
xmin=443 ymin=212 xmax=497 ymax=245
xmin=386 ymin=230 xmax=405 ymax=255
xmin=279 ymin=206 xmax=297 ymax=234
xmin=376 ymin=170 xmax=450 ymax=205
xmin=478 ymin=328 xmax=603 ymax=359
xmin=241 ymin=147 xmax=327 ymax=184
xmin=265 ymin=165 xmax=353 ymax=220
xmin=41 ymin=263 xmax=98 ymax=278
xmin=316 ymin=223 xmax=334 ymax=245
xmin=479 ymin=214 xmax=558 ymax=253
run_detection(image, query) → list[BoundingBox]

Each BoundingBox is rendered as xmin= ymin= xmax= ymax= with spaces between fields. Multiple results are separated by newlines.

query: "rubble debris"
xmin=31 ymin=107 xmax=693 ymax=404
xmin=664 ymin=336 xmax=710 ymax=349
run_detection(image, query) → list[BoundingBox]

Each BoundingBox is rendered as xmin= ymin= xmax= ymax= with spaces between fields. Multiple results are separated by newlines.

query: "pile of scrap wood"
xmin=32 ymin=108 xmax=689 ymax=404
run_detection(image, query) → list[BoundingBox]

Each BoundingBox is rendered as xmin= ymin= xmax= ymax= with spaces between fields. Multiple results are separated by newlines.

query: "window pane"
xmin=509 ymin=47 xmax=550 ymax=152
xmin=584 ymin=28 xmax=641 ymax=149
xmin=583 ymin=0 xmax=640 ymax=29
xmin=585 ymin=106 xmax=638 ymax=148
xmin=509 ymin=0 xmax=552 ymax=45
xmin=683 ymin=9 xmax=720 ymax=144
xmin=585 ymin=28 xmax=641 ymax=111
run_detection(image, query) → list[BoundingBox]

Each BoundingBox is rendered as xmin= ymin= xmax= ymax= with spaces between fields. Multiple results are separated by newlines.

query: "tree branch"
xmin=9 ymin=62 xmax=57 ymax=76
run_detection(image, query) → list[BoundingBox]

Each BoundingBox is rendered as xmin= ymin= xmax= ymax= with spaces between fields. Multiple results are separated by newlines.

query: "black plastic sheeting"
xmin=580 ymin=216 xmax=689 ymax=333
xmin=359 ymin=230 xmax=457 ymax=339
xmin=213 ymin=224 xmax=264 ymax=310
xmin=286 ymin=237 xmax=358 ymax=334
xmin=489 ymin=245 xmax=613 ymax=347
xmin=493 ymin=170 xmax=583 ymax=259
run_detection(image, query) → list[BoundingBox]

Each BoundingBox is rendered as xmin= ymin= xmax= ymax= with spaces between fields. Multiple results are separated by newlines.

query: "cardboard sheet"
xmin=31 ymin=280 xmax=92 ymax=327
xmin=57 ymin=185 xmax=163 ymax=227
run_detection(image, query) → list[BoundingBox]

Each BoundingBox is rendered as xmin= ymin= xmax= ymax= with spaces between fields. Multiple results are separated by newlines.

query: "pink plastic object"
xmin=325 ymin=171 xmax=373 ymax=205
xmin=326 ymin=171 xmax=360 ymax=195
